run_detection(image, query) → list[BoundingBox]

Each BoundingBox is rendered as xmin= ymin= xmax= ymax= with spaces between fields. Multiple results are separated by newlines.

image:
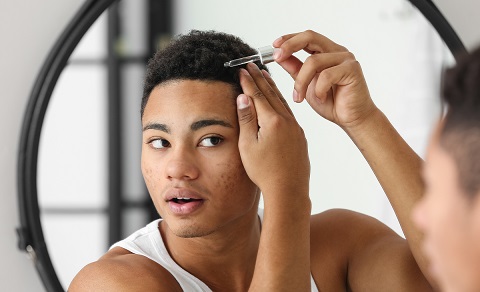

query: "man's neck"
xmin=160 ymin=208 xmax=261 ymax=291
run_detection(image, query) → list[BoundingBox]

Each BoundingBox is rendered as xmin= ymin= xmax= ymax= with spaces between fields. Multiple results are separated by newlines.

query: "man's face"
xmin=141 ymin=80 xmax=259 ymax=238
xmin=413 ymin=121 xmax=480 ymax=292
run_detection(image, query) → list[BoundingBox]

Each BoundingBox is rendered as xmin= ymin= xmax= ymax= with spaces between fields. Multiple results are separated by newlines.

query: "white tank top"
xmin=111 ymin=210 xmax=319 ymax=291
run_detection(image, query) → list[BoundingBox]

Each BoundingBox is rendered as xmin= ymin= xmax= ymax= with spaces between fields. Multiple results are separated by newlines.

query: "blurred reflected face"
xmin=141 ymin=80 xmax=259 ymax=238
xmin=413 ymin=121 xmax=480 ymax=292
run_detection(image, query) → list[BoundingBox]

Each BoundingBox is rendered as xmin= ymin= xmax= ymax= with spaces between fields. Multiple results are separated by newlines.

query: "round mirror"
xmin=17 ymin=0 xmax=466 ymax=291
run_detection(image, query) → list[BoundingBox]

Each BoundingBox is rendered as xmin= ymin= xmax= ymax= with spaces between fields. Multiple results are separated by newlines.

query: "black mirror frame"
xmin=16 ymin=1 xmax=116 ymax=291
xmin=16 ymin=0 xmax=466 ymax=291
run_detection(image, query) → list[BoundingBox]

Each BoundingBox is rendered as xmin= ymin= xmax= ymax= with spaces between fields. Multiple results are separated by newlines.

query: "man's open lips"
xmin=167 ymin=195 xmax=204 ymax=214
xmin=169 ymin=197 xmax=202 ymax=204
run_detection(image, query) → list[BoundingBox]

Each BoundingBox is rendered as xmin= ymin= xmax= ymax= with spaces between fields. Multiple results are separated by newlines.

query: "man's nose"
xmin=164 ymin=147 xmax=200 ymax=181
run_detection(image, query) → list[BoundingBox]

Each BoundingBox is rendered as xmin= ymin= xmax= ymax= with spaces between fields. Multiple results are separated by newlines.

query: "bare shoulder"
xmin=310 ymin=208 xmax=397 ymax=242
xmin=309 ymin=208 xmax=397 ymax=289
xmin=310 ymin=209 xmax=431 ymax=291
xmin=68 ymin=247 xmax=182 ymax=292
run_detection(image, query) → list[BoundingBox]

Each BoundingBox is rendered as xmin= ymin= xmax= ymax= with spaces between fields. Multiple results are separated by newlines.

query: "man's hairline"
xmin=141 ymin=78 xmax=241 ymax=120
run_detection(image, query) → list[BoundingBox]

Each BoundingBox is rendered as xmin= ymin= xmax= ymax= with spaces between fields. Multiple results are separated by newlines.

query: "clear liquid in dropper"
xmin=224 ymin=54 xmax=261 ymax=67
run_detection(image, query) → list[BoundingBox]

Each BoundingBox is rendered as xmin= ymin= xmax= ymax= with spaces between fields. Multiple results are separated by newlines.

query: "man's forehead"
xmin=144 ymin=80 xmax=238 ymax=118
xmin=155 ymin=79 xmax=237 ymax=95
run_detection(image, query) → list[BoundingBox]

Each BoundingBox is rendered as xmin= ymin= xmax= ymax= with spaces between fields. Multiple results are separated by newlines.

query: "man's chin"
xmin=169 ymin=223 xmax=215 ymax=238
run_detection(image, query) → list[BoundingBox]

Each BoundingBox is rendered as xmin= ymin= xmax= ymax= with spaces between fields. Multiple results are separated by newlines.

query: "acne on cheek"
xmin=142 ymin=166 xmax=152 ymax=179
xmin=218 ymin=170 xmax=236 ymax=192
xmin=216 ymin=162 xmax=253 ymax=194
xmin=142 ymin=165 xmax=158 ymax=190
xmin=221 ymin=162 xmax=257 ymax=196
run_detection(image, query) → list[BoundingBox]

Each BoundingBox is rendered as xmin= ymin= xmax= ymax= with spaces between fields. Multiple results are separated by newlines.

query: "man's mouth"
xmin=170 ymin=197 xmax=202 ymax=204
xmin=166 ymin=193 xmax=205 ymax=215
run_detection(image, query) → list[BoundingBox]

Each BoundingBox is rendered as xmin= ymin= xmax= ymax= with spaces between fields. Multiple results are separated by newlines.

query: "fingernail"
xmin=239 ymin=68 xmax=249 ymax=75
xmin=237 ymin=94 xmax=250 ymax=109
xmin=273 ymin=48 xmax=282 ymax=61
xmin=273 ymin=36 xmax=283 ymax=46
xmin=293 ymin=89 xmax=299 ymax=102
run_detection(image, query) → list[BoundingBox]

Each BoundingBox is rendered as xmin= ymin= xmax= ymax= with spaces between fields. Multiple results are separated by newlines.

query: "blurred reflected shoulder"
xmin=16 ymin=0 xmax=467 ymax=291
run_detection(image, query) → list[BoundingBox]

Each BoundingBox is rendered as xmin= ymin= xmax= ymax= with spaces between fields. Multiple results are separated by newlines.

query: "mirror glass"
xmin=38 ymin=7 xmax=110 ymax=288
xmin=37 ymin=0 xmax=455 ymax=288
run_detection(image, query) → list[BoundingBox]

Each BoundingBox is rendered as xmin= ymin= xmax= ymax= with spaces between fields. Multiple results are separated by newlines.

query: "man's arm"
xmin=273 ymin=30 xmax=435 ymax=288
xmin=342 ymin=105 xmax=436 ymax=287
xmin=236 ymin=64 xmax=312 ymax=291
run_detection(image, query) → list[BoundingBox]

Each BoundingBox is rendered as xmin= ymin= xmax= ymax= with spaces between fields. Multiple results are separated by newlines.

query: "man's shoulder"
xmin=309 ymin=209 xmax=402 ymax=290
xmin=309 ymin=209 xmax=368 ymax=268
xmin=310 ymin=208 xmax=398 ymax=249
xmin=68 ymin=247 xmax=181 ymax=292
xmin=311 ymin=208 xmax=393 ymax=237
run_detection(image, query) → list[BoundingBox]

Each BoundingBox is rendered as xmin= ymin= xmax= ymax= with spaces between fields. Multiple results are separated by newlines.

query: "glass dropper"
xmin=224 ymin=46 xmax=275 ymax=68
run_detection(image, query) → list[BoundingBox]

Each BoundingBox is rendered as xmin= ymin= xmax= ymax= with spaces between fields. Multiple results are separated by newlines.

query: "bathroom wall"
xmin=1 ymin=0 xmax=479 ymax=290
xmin=0 ymin=1 xmax=84 ymax=290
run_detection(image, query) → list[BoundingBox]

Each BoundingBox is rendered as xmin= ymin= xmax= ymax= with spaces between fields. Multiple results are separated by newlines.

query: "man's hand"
xmin=273 ymin=30 xmax=377 ymax=131
xmin=236 ymin=63 xmax=312 ymax=291
xmin=236 ymin=63 xmax=310 ymax=202
xmin=271 ymin=30 xmax=434 ymax=290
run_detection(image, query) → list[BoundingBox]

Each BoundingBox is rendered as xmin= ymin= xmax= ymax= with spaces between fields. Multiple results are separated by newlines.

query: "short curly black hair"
xmin=440 ymin=47 xmax=480 ymax=198
xmin=141 ymin=30 xmax=269 ymax=118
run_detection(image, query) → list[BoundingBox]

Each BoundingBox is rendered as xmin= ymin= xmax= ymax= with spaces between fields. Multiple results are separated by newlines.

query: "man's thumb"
xmin=236 ymin=94 xmax=257 ymax=139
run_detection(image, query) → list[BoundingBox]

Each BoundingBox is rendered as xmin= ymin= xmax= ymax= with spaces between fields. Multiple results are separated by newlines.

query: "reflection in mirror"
xmin=37 ymin=0 xmax=454 ymax=288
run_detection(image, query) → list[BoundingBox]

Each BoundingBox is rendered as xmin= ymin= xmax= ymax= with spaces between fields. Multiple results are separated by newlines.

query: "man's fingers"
xmin=261 ymin=70 xmax=294 ymax=117
xmin=273 ymin=30 xmax=347 ymax=63
xmin=311 ymin=61 xmax=358 ymax=104
xmin=276 ymin=54 xmax=304 ymax=81
xmin=239 ymin=68 xmax=276 ymax=119
xmin=240 ymin=63 xmax=292 ymax=121
xmin=276 ymin=49 xmax=355 ymax=104
xmin=236 ymin=94 xmax=258 ymax=147
xmin=294 ymin=51 xmax=356 ymax=103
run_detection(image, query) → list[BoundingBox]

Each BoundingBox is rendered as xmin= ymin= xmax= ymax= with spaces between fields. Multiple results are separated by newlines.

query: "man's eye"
xmin=199 ymin=136 xmax=223 ymax=147
xmin=150 ymin=139 xmax=170 ymax=149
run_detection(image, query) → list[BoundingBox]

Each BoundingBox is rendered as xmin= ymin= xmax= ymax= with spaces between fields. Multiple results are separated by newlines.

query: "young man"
xmin=70 ymin=30 xmax=433 ymax=291
xmin=413 ymin=47 xmax=480 ymax=292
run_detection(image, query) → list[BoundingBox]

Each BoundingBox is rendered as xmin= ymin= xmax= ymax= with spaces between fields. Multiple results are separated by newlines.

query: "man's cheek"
xmin=142 ymin=165 xmax=159 ymax=191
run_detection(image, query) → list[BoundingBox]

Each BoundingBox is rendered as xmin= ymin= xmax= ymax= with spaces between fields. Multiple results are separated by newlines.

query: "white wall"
xmin=172 ymin=0 xmax=448 ymax=234
xmin=434 ymin=0 xmax=480 ymax=50
xmin=1 ymin=0 xmax=477 ymax=291
xmin=0 ymin=1 xmax=85 ymax=291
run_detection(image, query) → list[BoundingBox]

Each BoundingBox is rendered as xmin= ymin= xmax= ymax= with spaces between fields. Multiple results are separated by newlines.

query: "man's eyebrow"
xmin=191 ymin=119 xmax=233 ymax=131
xmin=142 ymin=120 xmax=232 ymax=132
xmin=143 ymin=123 xmax=170 ymax=133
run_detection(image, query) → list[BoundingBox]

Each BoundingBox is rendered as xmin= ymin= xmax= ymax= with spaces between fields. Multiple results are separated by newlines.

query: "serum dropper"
xmin=224 ymin=46 xmax=275 ymax=67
